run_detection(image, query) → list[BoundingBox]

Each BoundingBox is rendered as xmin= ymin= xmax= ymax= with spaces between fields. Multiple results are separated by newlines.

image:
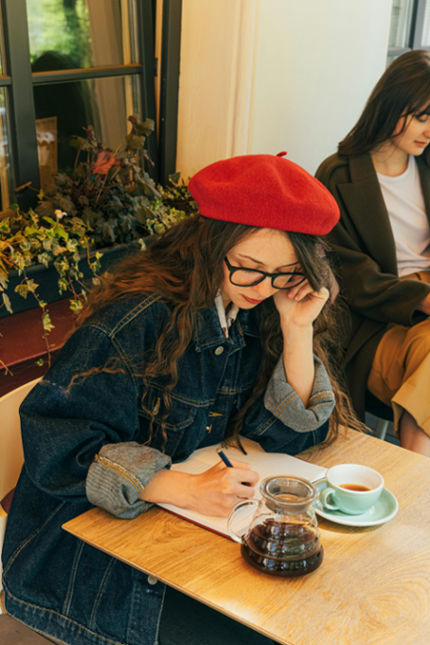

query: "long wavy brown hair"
xmin=76 ymin=215 xmax=362 ymax=447
xmin=339 ymin=49 xmax=430 ymax=159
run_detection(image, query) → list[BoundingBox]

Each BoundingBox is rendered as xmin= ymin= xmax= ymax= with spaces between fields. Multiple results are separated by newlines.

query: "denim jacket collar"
xmin=193 ymin=305 xmax=259 ymax=352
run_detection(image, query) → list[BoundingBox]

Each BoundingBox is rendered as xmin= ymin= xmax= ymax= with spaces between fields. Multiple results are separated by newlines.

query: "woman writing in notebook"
xmin=316 ymin=49 xmax=430 ymax=456
xmin=3 ymin=154 xmax=357 ymax=645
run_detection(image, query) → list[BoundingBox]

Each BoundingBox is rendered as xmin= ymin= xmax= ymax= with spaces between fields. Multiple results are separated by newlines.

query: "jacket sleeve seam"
xmin=80 ymin=324 xmax=138 ymax=391
xmin=94 ymin=454 xmax=143 ymax=493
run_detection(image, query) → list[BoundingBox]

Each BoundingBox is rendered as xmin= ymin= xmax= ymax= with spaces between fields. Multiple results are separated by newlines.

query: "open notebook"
xmin=158 ymin=437 xmax=327 ymax=539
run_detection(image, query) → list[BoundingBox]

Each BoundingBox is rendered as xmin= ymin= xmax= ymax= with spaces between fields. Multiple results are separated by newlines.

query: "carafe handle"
xmin=227 ymin=498 xmax=259 ymax=543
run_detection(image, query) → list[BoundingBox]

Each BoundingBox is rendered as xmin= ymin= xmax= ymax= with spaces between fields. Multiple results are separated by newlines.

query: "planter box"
xmin=1 ymin=241 xmax=141 ymax=319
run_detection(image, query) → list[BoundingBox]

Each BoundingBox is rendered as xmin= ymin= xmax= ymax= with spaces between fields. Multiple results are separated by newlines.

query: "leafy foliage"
xmin=36 ymin=116 xmax=197 ymax=247
xmin=0 ymin=116 xmax=198 ymax=371
xmin=0 ymin=207 xmax=98 ymax=319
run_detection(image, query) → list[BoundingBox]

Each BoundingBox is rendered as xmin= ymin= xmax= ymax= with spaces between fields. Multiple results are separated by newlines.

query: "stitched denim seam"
xmin=152 ymin=584 xmax=166 ymax=645
xmin=312 ymin=401 xmax=335 ymax=408
xmin=3 ymin=581 xmax=125 ymax=645
xmin=218 ymin=385 xmax=252 ymax=395
xmin=309 ymin=390 xmax=335 ymax=403
xmin=139 ymin=389 xmax=215 ymax=412
xmin=251 ymin=415 xmax=278 ymax=436
xmin=62 ymin=540 xmax=84 ymax=616
xmin=142 ymin=385 xmax=251 ymax=408
xmin=139 ymin=409 xmax=196 ymax=431
xmin=2 ymin=501 xmax=66 ymax=576
xmin=273 ymin=391 xmax=297 ymax=416
xmin=109 ymin=294 xmax=162 ymax=337
xmin=109 ymin=335 xmax=138 ymax=390
xmin=68 ymin=324 xmax=137 ymax=391
xmin=95 ymin=455 xmax=143 ymax=493
xmin=194 ymin=337 xmax=228 ymax=351
xmin=143 ymin=385 xmax=213 ymax=408
xmin=89 ymin=559 xmax=115 ymax=630
xmin=126 ymin=577 xmax=136 ymax=645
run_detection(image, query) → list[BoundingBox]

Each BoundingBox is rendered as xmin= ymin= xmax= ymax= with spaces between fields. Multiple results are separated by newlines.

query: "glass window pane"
xmin=422 ymin=2 xmax=430 ymax=46
xmin=389 ymin=0 xmax=414 ymax=48
xmin=0 ymin=90 xmax=14 ymax=209
xmin=34 ymin=74 xmax=141 ymax=186
xmin=0 ymin=10 xmax=5 ymax=74
xmin=27 ymin=0 xmax=139 ymax=71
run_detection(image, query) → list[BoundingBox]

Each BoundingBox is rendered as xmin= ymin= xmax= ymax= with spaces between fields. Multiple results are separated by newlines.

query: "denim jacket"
xmin=2 ymin=294 xmax=334 ymax=645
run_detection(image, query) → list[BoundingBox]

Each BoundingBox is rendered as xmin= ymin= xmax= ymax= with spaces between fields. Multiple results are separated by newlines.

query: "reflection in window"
xmin=34 ymin=75 xmax=141 ymax=188
xmin=26 ymin=0 xmax=137 ymax=69
xmin=27 ymin=0 xmax=91 ymax=68
xmin=0 ymin=89 xmax=13 ymax=209
xmin=36 ymin=117 xmax=58 ymax=193
xmin=388 ymin=0 xmax=414 ymax=48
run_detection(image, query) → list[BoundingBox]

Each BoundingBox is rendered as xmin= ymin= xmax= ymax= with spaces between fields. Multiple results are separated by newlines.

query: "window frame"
xmin=388 ymin=0 xmax=430 ymax=59
xmin=0 ymin=0 xmax=181 ymax=206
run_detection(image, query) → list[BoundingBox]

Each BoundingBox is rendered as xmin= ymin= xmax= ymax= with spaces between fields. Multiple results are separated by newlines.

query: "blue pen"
xmin=217 ymin=448 xmax=252 ymax=486
xmin=217 ymin=448 xmax=233 ymax=468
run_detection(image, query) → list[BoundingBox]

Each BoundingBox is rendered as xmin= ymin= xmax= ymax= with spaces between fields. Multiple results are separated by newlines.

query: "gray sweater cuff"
xmin=264 ymin=356 xmax=335 ymax=432
xmin=86 ymin=442 xmax=171 ymax=519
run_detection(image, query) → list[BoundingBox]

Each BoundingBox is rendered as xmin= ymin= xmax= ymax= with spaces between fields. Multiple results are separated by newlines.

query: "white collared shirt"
xmin=214 ymin=290 xmax=239 ymax=338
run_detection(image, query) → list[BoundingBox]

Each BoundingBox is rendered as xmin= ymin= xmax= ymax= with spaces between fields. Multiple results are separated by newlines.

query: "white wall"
xmin=249 ymin=0 xmax=392 ymax=173
xmin=176 ymin=0 xmax=393 ymax=178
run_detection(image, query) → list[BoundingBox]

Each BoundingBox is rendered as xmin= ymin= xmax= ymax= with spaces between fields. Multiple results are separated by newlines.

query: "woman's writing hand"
xmin=274 ymin=283 xmax=330 ymax=329
xmin=140 ymin=460 xmax=259 ymax=517
xmin=186 ymin=460 xmax=259 ymax=516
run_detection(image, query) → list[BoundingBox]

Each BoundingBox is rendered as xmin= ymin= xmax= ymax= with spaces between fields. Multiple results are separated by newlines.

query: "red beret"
xmin=188 ymin=154 xmax=340 ymax=235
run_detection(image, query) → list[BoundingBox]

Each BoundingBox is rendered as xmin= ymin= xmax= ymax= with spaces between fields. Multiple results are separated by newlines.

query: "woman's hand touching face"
xmin=273 ymin=283 xmax=330 ymax=328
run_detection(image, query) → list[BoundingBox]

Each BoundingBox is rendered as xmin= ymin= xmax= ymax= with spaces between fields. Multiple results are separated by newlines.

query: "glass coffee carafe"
xmin=227 ymin=475 xmax=323 ymax=577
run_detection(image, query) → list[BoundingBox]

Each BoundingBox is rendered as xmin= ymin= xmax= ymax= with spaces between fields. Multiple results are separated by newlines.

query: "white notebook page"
xmin=158 ymin=437 xmax=327 ymax=539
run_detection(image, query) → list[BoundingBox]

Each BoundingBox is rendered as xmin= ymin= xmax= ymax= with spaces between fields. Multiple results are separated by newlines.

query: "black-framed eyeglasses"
xmin=224 ymin=256 xmax=306 ymax=289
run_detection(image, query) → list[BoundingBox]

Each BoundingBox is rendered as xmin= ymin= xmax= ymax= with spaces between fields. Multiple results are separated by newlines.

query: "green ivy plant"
xmin=0 ymin=206 xmax=100 ymax=373
xmin=0 ymin=116 xmax=197 ymax=373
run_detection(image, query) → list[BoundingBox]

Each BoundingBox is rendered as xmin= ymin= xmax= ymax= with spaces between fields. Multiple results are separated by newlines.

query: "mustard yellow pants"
xmin=367 ymin=271 xmax=430 ymax=436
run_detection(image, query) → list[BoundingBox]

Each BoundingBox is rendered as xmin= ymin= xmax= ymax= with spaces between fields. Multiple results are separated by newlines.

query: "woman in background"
xmin=316 ymin=49 xmax=430 ymax=456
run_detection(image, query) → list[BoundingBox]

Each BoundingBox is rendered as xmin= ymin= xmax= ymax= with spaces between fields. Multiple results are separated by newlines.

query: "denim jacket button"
xmin=214 ymin=346 xmax=224 ymax=355
xmin=147 ymin=575 xmax=158 ymax=585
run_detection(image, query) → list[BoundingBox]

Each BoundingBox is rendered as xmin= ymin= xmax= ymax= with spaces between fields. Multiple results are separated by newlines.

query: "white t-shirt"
xmin=377 ymin=156 xmax=430 ymax=277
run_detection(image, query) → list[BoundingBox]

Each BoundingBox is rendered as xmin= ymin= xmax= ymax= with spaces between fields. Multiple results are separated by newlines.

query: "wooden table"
xmin=63 ymin=429 xmax=430 ymax=645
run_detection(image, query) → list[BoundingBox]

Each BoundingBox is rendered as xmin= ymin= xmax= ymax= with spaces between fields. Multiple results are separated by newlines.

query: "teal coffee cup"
xmin=320 ymin=464 xmax=384 ymax=515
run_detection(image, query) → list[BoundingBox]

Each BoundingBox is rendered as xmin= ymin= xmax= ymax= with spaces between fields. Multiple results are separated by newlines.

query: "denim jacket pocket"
xmin=138 ymin=387 xmax=199 ymax=456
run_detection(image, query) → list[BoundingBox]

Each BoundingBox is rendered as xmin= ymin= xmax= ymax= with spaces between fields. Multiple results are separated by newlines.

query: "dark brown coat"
xmin=315 ymin=152 xmax=430 ymax=418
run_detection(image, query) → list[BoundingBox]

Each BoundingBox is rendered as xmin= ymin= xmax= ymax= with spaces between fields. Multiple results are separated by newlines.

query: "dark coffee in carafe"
xmin=228 ymin=476 xmax=323 ymax=577
xmin=241 ymin=518 xmax=323 ymax=577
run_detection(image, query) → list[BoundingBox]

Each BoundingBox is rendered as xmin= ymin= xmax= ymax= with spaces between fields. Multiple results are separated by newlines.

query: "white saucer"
xmin=313 ymin=479 xmax=399 ymax=527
